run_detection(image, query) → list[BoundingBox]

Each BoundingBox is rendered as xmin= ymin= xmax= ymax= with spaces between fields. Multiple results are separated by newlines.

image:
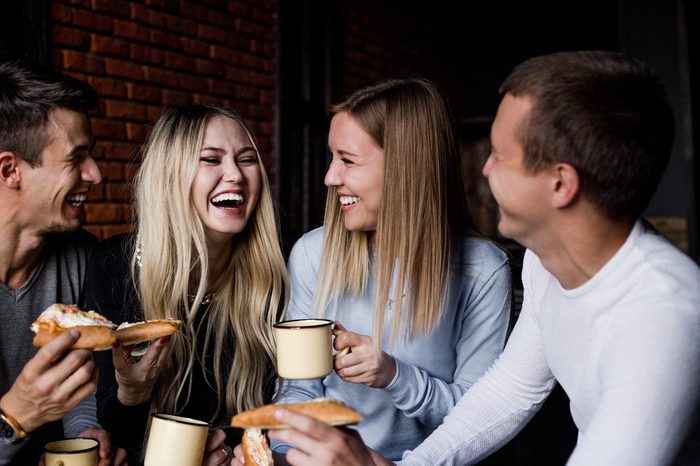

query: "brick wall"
xmin=50 ymin=0 xmax=277 ymax=239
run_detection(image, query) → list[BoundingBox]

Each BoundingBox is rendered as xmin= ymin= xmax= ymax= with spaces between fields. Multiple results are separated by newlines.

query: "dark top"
xmin=85 ymin=233 xmax=275 ymax=466
xmin=0 ymin=229 xmax=98 ymax=466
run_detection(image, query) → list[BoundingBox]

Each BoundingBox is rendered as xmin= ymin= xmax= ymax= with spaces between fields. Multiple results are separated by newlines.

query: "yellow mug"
xmin=274 ymin=318 xmax=349 ymax=379
xmin=143 ymin=414 xmax=209 ymax=466
xmin=44 ymin=438 xmax=99 ymax=466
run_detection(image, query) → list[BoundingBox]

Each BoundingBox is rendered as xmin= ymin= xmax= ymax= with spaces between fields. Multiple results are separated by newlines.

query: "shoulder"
xmin=45 ymin=228 xmax=98 ymax=258
xmin=453 ymin=232 xmax=510 ymax=278
xmin=289 ymin=227 xmax=325 ymax=264
xmin=90 ymin=232 xmax=135 ymax=268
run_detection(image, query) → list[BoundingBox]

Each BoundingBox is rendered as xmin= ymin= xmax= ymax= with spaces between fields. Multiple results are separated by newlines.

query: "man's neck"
xmin=0 ymin=221 xmax=46 ymax=290
xmin=530 ymin=209 xmax=635 ymax=290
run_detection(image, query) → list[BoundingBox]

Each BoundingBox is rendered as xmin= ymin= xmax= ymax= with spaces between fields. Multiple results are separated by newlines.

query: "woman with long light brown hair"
xmin=86 ymin=104 xmax=288 ymax=466
xmin=272 ymin=78 xmax=511 ymax=461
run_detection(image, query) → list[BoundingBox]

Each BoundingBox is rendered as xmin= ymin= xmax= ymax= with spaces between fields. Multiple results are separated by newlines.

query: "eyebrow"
xmin=68 ymin=140 xmax=95 ymax=158
xmin=200 ymin=146 xmax=258 ymax=155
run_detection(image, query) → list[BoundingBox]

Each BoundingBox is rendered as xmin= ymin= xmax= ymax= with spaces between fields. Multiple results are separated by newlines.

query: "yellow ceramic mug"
xmin=44 ymin=438 xmax=99 ymax=466
xmin=274 ymin=318 xmax=349 ymax=379
xmin=143 ymin=414 xmax=209 ymax=466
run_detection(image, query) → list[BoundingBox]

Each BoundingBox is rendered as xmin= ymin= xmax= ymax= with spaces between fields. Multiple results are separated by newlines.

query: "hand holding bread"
xmin=231 ymin=399 xmax=362 ymax=466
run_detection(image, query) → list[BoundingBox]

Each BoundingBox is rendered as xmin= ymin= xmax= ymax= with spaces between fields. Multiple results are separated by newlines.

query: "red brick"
xmin=180 ymin=2 xmax=208 ymax=21
xmin=149 ymin=30 xmax=179 ymax=49
xmin=105 ymin=99 xmax=146 ymax=121
xmin=226 ymin=34 xmax=250 ymax=52
xmin=207 ymin=79 xmax=235 ymax=97
xmin=124 ymin=161 xmax=141 ymax=180
xmin=163 ymin=51 xmax=195 ymax=72
xmin=209 ymin=45 xmax=238 ymax=64
xmin=91 ymin=118 xmax=126 ymax=139
xmin=181 ymin=38 xmax=208 ymax=57
xmin=127 ymin=83 xmax=162 ymax=103
xmin=162 ymin=89 xmax=193 ymax=105
xmin=167 ymin=17 xmax=196 ymax=36
xmin=145 ymin=9 xmax=167 ymax=28
xmin=91 ymin=0 xmax=130 ymax=17
xmin=72 ymin=9 xmax=112 ymax=33
xmin=126 ymin=122 xmax=149 ymax=142
xmin=194 ymin=59 xmax=225 ymax=77
xmin=85 ymin=202 xmax=125 ymax=222
xmin=130 ymin=44 xmax=164 ymax=65
xmin=87 ymin=76 xmax=128 ymax=98
xmin=105 ymin=58 xmax=143 ymax=80
xmin=62 ymin=50 xmax=105 ymax=73
xmin=105 ymin=182 xmax=134 ymax=202
xmin=207 ymin=11 xmax=236 ymax=29
xmin=50 ymin=3 xmax=73 ymax=23
xmin=83 ymin=224 xmax=102 ymax=238
xmin=114 ymin=19 xmax=149 ymax=42
xmin=91 ymin=35 xmax=130 ymax=57
xmin=239 ymin=54 xmax=264 ymax=70
xmin=130 ymin=4 xmax=149 ymax=22
xmin=103 ymin=141 xmax=140 ymax=160
xmin=197 ymin=24 xmax=228 ymax=44
xmin=142 ymin=67 xmax=178 ymax=87
xmin=145 ymin=105 xmax=164 ymax=121
xmin=52 ymin=26 xmax=90 ymax=49
xmin=178 ymin=74 xmax=208 ymax=91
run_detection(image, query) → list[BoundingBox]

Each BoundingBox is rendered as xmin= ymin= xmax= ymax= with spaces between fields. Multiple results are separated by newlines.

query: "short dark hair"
xmin=500 ymin=50 xmax=675 ymax=219
xmin=0 ymin=60 xmax=98 ymax=167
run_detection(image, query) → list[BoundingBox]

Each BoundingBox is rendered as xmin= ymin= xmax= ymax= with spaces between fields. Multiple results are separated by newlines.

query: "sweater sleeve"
xmin=62 ymin=391 xmax=101 ymax=437
xmin=271 ymin=235 xmax=327 ymax=454
xmin=398 ymin=251 xmax=556 ymax=465
xmin=383 ymin=256 xmax=512 ymax=428
xmin=84 ymin=235 xmax=150 ymax=465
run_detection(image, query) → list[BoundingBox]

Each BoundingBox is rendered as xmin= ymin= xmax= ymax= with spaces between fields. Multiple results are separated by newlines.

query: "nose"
xmin=324 ymin=159 xmax=342 ymax=187
xmin=81 ymin=155 xmax=102 ymax=184
xmin=482 ymin=154 xmax=493 ymax=179
xmin=223 ymin=158 xmax=244 ymax=183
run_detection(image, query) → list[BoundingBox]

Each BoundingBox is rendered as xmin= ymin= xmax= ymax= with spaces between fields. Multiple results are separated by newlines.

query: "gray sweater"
xmin=0 ymin=230 xmax=99 ymax=466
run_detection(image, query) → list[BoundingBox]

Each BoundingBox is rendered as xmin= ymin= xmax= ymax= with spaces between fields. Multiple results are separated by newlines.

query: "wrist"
xmin=0 ymin=395 xmax=34 ymax=435
xmin=117 ymin=386 xmax=152 ymax=406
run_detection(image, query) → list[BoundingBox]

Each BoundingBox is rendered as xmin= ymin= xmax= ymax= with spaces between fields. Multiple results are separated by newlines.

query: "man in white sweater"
xmin=246 ymin=51 xmax=700 ymax=465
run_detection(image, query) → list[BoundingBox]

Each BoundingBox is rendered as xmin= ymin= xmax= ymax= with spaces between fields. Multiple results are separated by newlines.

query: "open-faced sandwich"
xmin=30 ymin=303 xmax=181 ymax=351
xmin=30 ymin=303 xmax=118 ymax=350
xmin=231 ymin=398 xmax=362 ymax=466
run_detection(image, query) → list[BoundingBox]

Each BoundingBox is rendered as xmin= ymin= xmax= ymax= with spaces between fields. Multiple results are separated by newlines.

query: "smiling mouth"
xmin=339 ymin=196 xmax=359 ymax=206
xmin=66 ymin=193 xmax=87 ymax=207
xmin=211 ymin=192 xmax=244 ymax=208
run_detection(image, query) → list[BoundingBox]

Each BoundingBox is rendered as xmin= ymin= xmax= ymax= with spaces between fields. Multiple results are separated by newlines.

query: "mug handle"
xmin=332 ymin=329 xmax=350 ymax=360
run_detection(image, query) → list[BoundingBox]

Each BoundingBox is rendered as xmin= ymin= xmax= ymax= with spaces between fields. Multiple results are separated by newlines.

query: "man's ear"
xmin=551 ymin=163 xmax=580 ymax=208
xmin=0 ymin=151 xmax=21 ymax=189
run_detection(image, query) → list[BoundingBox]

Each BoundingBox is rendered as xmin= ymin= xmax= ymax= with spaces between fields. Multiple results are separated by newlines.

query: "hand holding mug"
xmin=274 ymin=319 xmax=350 ymax=379
xmin=332 ymin=322 xmax=396 ymax=388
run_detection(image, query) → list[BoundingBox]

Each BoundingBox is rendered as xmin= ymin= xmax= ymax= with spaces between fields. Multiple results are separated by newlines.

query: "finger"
xmin=232 ymin=444 xmax=245 ymax=464
xmin=112 ymin=342 xmax=134 ymax=370
xmin=79 ymin=428 xmax=111 ymax=458
xmin=28 ymin=330 xmax=81 ymax=374
xmin=205 ymin=429 xmax=226 ymax=453
xmin=334 ymin=321 xmax=348 ymax=331
xmin=285 ymin=447 xmax=315 ymax=466
xmin=140 ymin=336 xmax=171 ymax=370
xmin=51 ymin=356 xmax=97 ymax=402
xmin=113 ymin=447 xmax=128 ymax=466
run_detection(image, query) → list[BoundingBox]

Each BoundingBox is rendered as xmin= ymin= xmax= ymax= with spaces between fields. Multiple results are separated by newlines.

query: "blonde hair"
xmin=315 ymin=78 xmax=470 ymax=342
xmin=132 ymin=104 xmax=287 ymax=421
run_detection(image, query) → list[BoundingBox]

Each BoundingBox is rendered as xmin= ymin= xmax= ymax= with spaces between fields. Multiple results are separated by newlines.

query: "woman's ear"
xmin=0 ymin=152 xmax=21 ymax=189
xmin=551 ymin=162 xmax=580 ymax=208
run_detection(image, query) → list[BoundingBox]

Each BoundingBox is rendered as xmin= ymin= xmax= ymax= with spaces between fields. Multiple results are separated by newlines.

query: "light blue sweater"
xmin=274 ymin=227 xmax=512 ymax=460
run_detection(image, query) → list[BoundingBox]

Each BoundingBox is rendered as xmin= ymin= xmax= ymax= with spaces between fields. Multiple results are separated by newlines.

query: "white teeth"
xmin=339 ymin=196 xmax=359 ymax=205
xmin=66 ymin=194 xmax=86 ymax=205
xmin=212 ymin=193 xmax=243 ymax=203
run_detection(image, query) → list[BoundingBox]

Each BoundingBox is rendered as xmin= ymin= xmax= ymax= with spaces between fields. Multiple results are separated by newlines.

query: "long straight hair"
xmin=132 ymin=104 xmax=287 ymax=420
xmin=314 ymin=79 xmax=470 ymax=343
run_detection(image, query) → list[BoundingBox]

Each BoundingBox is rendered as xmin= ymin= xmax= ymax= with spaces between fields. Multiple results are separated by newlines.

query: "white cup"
xmin=274 ymin=318 xmax=349 ymax=379
xmin=143 ymin=414 xmax=209 ymax=466
xmin=44 ymin=438 xmax=99 ymax=466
